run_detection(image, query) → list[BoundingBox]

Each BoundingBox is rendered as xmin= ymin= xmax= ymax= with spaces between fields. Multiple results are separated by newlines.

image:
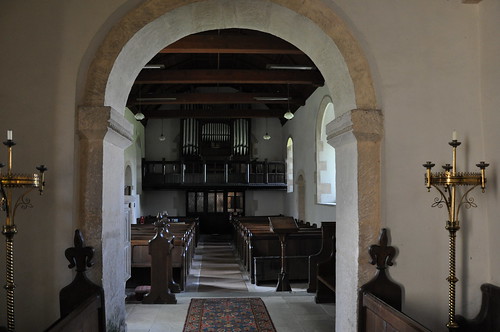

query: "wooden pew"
xmin=308 ymin=222 xmax=335 ymax=293
xmin=232 ymin=216 xmax=322 ymax=284
xmin=456 ymin=283 xmax=500 ymax=331
xmin=130 ymin=219 xmax=198 ymax=291
xmin=232 ymin=215 xmax=280 ymax=267
xmin=45 ymin=295 xmax=103 ymax=332
xmin=44 ymin=230 xmax=105 ymax=332
xmin=314 ymin=232 xmax=335 ymax=303
xmin=250 ymin=230 xmax=322 ymax=284
xmin=359 ymin=228 xmax=430 ymax=332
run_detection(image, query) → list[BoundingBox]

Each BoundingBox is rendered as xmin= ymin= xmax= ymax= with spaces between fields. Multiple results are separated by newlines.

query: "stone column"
xmin=77 ymin=106 xmax=133 ymax=331
xmin=327 ymin=109 xmax=383 ymax=332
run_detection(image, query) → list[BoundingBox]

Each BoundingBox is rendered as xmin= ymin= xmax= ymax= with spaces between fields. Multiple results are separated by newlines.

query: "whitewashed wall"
xmin=283 ymin=85 xmax=337 ymax=225
xmin=481 ymin=0 xmax=500 ymax=287
xmin=327 ymin=1 xmax=496 ymax=330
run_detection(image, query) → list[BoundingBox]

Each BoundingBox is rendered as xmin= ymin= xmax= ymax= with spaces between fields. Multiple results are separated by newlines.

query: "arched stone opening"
xmin=316 ymin=96 xmax=336 ymax=205
xmin=77 ymin=1 xmax=381 ymax=330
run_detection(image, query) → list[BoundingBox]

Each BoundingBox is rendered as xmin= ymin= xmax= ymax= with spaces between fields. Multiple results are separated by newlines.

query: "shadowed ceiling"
xmin=127 ymin=29 xmax=324 ymax=124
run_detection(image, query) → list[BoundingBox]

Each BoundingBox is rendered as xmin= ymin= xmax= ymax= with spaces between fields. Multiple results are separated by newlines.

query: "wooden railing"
xmin=142 ymin=159 xmax=286 ymax=189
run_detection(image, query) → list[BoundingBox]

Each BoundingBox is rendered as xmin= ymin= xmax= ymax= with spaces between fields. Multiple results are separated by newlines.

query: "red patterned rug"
xmin=183 ymin=298 xmax=276 ymax=332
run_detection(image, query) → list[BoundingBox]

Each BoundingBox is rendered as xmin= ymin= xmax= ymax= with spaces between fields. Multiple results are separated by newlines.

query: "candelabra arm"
xmin=0 ymin=186 xmax=9 ymax=219
xmin=11 ymin=188 xmax=36 ymax=224
xmin=456 ymin=185 xmax=479 ymax=218
xmin=430 ymin=184 xmax=453 ymax=220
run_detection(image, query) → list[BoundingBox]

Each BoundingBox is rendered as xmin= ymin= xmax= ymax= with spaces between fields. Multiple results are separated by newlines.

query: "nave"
xmin=125 ymin=235 xmax=335 ymax=332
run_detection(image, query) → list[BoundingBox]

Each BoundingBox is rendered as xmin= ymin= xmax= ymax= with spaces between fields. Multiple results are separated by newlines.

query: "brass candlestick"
xmin=0 ymin=130 xmax=46 ymax=332
xmin=423 ymin=135 xmax=488 ymax=331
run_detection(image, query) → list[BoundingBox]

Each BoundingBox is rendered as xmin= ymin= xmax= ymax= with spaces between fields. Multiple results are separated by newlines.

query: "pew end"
xmin=456 ymin=283 xmax=500 ymax=332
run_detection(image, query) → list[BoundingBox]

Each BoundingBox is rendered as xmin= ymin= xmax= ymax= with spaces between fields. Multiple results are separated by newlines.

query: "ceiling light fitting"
xmin=253 ymin=97 xmax=290 ymax=101
xmin=159 ymin=119 xmax=166 ymax=141
xmin=284 ymin=84 xmax=294 ymax=120
xmin=135 ymin=86 xmax=146 ymax=121
xmin=136 ymin=97 xmax=177 ymax=102
xmin=266 ymin=64 xmax=316 ymax=70
xmin=134 ymin=112 xmax=145 ymax=121
xmin=143 ymin=64 xmax=166 ymax=69
xmin=263 ymin=118 xmax=271 ymax=140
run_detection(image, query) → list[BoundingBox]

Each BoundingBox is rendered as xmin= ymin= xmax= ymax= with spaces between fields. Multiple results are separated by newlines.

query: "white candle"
xmin=452 ymin=130 xmax=457 ymax=141
xmin=7 ymin=130 xmax=12 ymax=140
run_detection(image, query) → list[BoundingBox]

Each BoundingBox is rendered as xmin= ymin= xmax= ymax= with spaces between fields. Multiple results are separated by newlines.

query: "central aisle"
xmin=126 ymin=234 xmax=335 ymax=331
xmin=191 ymin=235 xmax=248 ymax=292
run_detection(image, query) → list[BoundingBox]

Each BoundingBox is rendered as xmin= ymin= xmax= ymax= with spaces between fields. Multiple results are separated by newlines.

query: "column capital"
xmin=78 ymin=106 xmax=134 ymax=148
xmin=327 ymin=109 xmax=383 ymax=148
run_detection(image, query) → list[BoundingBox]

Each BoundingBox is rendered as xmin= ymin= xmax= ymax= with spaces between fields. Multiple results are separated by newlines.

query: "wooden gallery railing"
xmin=142 ymin=159 xmax=286 ymax=189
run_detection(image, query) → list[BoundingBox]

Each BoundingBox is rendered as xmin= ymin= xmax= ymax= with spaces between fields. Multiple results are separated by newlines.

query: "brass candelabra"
xmin=0 ymin=130 xmax=46 ymax=332
xmin=423 ymin=133 xmax=488 ymax=331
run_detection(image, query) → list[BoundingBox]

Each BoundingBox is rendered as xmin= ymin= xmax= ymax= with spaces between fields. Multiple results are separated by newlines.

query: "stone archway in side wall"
xmin=77 ymin=1 xmax=382 ymax=331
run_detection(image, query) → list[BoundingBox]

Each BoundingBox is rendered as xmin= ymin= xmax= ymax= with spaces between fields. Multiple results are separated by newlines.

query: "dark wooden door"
xmin=186 ymin=190 xmax=244 ymax=234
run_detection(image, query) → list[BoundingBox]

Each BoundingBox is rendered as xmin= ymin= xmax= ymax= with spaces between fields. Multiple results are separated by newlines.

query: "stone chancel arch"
xmin=78 ymin=1 xmax=381 ymax=331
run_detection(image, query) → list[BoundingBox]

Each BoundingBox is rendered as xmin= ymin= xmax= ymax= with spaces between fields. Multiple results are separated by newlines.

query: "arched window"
xmin=286 ymin=137 xmax=294 ymax=193
xmin=316 ymin=99 xmax=336 ymax=205
xmin=125 ymin=165 xmax=133 ymax=195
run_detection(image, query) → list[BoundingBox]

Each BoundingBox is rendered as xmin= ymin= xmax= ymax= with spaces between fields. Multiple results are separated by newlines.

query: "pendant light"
xmin=134 ymin=86 xmax=145 ymax=120
xmin=283 ymin=84 xmax=294 ymax=120
xmin=159 ymin=119 xmax=166 ymax=141
xmin=263 ymin=118 xmax=271 ymax=140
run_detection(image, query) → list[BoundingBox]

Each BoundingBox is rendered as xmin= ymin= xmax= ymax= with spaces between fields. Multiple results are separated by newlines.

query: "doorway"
xmin=186 ymin=190 xmax=245 ymax=234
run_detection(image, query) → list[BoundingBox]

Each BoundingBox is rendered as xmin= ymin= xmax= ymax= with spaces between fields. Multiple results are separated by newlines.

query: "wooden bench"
xmin=130 ymin=219 xmax=198 ymax=291
xmin=232 ymin=216 xmax=322 ymax=284
xmin=456 ymin=283 xmax=500 ymax=331
xmin=315 ymin=233 xmax=335 ymax=303
xmin=308 ymin=222 xmax=335 ymax=293
xmin=359 ymin=228 xmax=430 ymax=332
xmin=44 ymin=230 xmax=105 ymax=332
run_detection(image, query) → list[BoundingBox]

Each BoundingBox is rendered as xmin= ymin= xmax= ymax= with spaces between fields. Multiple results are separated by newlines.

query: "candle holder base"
xmin=275 ymin=272 xmax=292 ymax=292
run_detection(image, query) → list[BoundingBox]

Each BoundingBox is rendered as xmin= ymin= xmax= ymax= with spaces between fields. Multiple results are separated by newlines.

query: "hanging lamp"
xmin=159 ymin=119 xmax=166 ymax=141
xmin=263 ymin=118 xmax=271 ymax=140
xmin=134 ymin=86 xmax=145 ymax=120
xmin=283 ymin=84 xmax=294 ymax=120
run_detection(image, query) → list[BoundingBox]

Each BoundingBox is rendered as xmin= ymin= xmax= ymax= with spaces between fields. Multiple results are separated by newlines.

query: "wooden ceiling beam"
xmin=135 ymin=69 xmax=324 ymax=86
xmin=142 ymin=108 xmax=287 ymax=118
xmin=160 ymin=35 xmax=302 ymax=54
xmin=131 ymin=92 xmax=305 ymax=105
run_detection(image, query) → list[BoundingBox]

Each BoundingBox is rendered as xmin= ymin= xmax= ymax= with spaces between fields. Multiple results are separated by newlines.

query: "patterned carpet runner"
xmin=183 ymin=298 xmax=276 ymax=332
